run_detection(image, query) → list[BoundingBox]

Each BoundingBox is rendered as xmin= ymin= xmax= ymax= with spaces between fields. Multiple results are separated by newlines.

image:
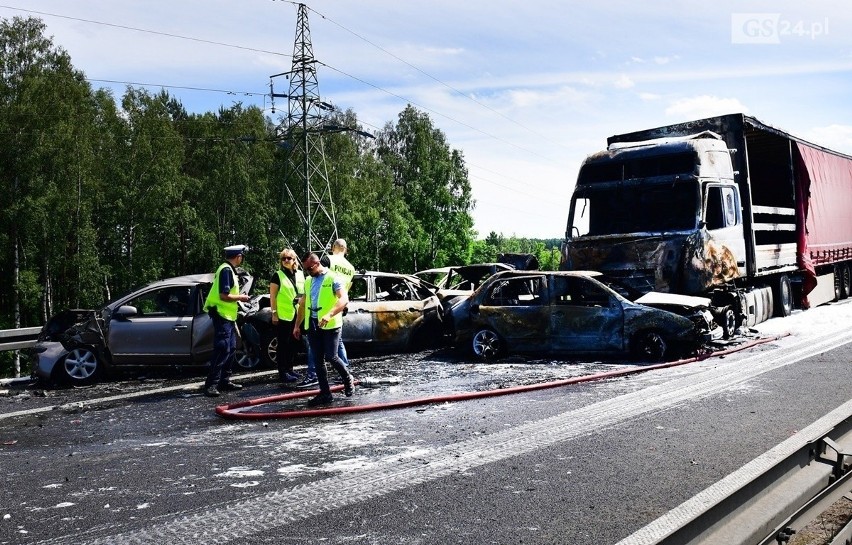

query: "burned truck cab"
xmin=561 ymin=132 xmax=746 ymax=298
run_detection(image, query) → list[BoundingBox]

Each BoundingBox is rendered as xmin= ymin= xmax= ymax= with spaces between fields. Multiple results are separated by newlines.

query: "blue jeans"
xmin=306 ymin=319 xmax=349 ymax=395
xmin=304 ymin=333 xmax=348 ymax=376
xmin=206 ymin=315 xmax=236 ymax=388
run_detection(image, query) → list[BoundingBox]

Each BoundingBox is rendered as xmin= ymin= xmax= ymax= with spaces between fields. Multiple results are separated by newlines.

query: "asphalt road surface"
xmin=1 ymin=300 xmax=851 ymax=545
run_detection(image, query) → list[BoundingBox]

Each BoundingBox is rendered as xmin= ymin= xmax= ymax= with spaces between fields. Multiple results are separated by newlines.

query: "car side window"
xmin=553 ymin=277 xmax=610 ymax=307
xmin=126 ymin=286 xmax=191 ymax=317
xmin=486 ymin=278 xmax=544 ymax=306
xmin=349 ymin=277 xmax=368 ymax=302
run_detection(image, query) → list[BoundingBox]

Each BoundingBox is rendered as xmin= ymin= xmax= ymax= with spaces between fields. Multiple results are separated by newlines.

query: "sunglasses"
xmin=281 ymin=256 xmax=295 ymax=262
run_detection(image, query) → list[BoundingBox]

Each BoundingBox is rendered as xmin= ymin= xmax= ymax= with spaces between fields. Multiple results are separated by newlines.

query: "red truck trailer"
xmin=561 ymin=113 xmax=852 ymax=331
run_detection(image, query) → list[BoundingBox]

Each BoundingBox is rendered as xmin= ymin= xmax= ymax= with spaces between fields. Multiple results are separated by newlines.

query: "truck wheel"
xmin=719 ymin=307 xmax=737 ymax=339
xmin=835 ymin=265 xmax=844 ymax=301
xmin=472 ymin=328 xmax=503 ymax=361
xmin=773 ymin=275 xmax=793 ymax=317
xmin=841 ymin=264 xmax=851 ymax=300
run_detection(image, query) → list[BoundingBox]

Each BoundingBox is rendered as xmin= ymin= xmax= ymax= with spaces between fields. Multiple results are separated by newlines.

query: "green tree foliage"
xmin=375 ymin=105 xmax=475 ymax=272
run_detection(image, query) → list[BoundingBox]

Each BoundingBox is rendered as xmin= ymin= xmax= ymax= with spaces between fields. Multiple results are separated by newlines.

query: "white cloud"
xmin=613 ymin=74 xmax=635 ymax=89
xmin=665 ymin=95 xmax=750 ymax=120
xmin=805 ymin=125 xmax=852 ymax=156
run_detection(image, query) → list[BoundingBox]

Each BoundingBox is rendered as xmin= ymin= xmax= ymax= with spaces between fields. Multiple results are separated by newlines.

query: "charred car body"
xmin=246 ymin=270 xmax=444 ymax=367
xmin=451 ymin=270 xmax=717 ymax=362
xmin=30 ymin=272 xmax=257 ymax=385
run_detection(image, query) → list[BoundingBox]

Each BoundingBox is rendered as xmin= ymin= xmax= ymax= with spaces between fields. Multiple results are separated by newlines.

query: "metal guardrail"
xmin=0 ymin=327 xmax=41 ymax=352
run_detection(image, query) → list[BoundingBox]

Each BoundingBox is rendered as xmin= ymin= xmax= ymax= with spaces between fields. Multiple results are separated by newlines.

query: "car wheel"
xmin=472 ymin=329 xmax=503 ymax=361
xmin=632 ymin=331 xmax=667 ymax=363
xmin=62 ymin=347 xmax=101 ymax=385
xmin=234 ymin=347 xmax=262 ymax=370
xmin=263 ymin=333 xmax=278 ymax=368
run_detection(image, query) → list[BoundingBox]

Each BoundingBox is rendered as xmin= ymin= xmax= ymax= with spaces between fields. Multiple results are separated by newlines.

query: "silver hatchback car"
xmin=30 ymin=272 xmax=256 ymax=385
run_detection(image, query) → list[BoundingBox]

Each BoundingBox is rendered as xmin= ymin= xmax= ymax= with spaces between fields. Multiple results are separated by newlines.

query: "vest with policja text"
xmin=327 ymin=253 xmax=355 ymax=289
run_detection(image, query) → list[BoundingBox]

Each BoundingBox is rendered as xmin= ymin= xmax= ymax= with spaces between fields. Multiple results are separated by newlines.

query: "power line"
xmin=319 ymin=61 xmax=556 ymax=164
xmin=0 ymin=5 xmax=292 ymax=58
xmin=303 ymin=3 xmax=567 ymax=153
xmin=88 ymin=78 xmax=267 ymax=98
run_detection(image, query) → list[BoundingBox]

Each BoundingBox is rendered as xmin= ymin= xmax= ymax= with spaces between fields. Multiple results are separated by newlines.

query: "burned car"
xmin=30 ymin=272 xmax=258 ymax=385
xmin=246 ymin=270 xmax=444 ymax=367
xmin=451 ymin=270 xmax=717 ymax=362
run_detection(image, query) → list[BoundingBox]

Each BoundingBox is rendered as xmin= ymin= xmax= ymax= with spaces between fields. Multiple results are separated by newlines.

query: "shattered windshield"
xmin=570 ymin=181 xmax=699 ymax=236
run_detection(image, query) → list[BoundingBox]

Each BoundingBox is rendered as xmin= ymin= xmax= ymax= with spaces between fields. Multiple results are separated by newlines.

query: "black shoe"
xmin=295 ymin=375 xmax=319 ymax=389
xmin=306 ymin=393 xmax=333 ymax=407
xmin=344 ymin=374 xmax=355 ymax=397
xmin=281 ymin=371 xmax=300 ymax=383
xmin=203 ymin=386 xmax=220 ymax=397
xmin=219 ymin=381 xmax=243 ymax=391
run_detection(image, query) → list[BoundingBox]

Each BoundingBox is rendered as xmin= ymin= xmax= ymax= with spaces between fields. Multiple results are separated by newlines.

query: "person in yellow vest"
xmin=202 ymin=244 xmax=250 ymax=397
xmin=269 ymin=248 xmax=304 ymax=384
xmin=293 ymin=252 xmax=354 ymax=406
xmin=319 ymin=238 xmax=355 ymax=372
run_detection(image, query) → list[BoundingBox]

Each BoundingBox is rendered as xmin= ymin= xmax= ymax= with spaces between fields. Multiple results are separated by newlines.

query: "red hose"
xmin=215 ymin=335 xmax=785 ymax=420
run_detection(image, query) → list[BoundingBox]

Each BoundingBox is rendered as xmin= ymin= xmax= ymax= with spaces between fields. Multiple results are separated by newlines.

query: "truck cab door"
xmin=703 ymin=184 xmax=746 ymax=279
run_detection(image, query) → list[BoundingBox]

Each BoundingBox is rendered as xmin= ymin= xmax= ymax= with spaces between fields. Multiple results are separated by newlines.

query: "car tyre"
xmin=61 ymin=346 xmax=101 ymax=385
xmin=632 ymin=331 xmax=667 ymax=363
xmin=262 ymin=333 xmax=278 ymax=368
xmin=234 ymin=347 xmax=262 ymax=370
xmin=471 ymin=328 xmax=503 ymax=361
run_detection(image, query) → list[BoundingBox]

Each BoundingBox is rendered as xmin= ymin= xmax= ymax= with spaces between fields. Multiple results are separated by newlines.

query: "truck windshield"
xmin=570 ymin=182 xmax=699 ymax=237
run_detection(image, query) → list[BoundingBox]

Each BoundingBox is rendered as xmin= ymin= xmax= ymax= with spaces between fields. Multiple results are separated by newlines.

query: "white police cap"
xmin=224 ymin=244 xmax=248 ymax=258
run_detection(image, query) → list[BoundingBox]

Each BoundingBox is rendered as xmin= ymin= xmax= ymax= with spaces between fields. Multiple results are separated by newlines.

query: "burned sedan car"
xmin=30 ymin=272 xmax=257 ymax=385
xmin=451 ymin=270 xmax=717 ymax=362
xmin=246 ymin=270 xmax=444 ymax=367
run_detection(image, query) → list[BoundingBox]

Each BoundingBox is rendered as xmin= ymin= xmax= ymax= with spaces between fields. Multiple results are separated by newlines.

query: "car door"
xmin=341 ymin=275 xmax=374 ymax=350
xmin=475 ymin=275 xmax=549 ymax=353
xmin=549 ymin=275 xmax=625 ymax=354
xmin=108 ymin=285 xmax=195 ymax=365
xmin=367 ymin=275 xmax=423 ymax=351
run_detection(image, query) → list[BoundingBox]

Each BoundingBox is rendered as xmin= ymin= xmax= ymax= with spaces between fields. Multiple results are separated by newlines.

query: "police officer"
xmin=202 ymin=244 xmax=250 ymax=397
xmin=269 ymin=248 xmax=304 ymax=383
xmin=324 ymin=238 xmax=355 ymax=368
xmin=293 ymin=252 xmax=354 ymax=406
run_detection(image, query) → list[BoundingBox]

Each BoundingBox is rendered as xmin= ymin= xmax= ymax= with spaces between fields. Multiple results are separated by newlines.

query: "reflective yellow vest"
xmin=203 ymin=263 xmax=239 ymax=321
xmin=274 ymin=269 xmax=304 ymax=321
xmin=328 ymin=253 xmax=355 ymax=289
xmin=304 ymin=273 xmax=342 ymax=329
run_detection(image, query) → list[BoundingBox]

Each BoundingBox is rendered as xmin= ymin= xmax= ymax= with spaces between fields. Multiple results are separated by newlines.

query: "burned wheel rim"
xmin=633 ymin=331 xmax=667 ymax=362
xmin=472 ymin=329 xmax=502 ymax=360
xmin=721 ymin=307 xmax=737 ymax=339
xmin=63 ymin=347 xmax=99 ymax=383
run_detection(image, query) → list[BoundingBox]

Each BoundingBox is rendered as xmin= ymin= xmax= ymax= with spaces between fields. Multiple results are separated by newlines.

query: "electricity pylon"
xmin=270 ymin=2 xmax=337 ymax=256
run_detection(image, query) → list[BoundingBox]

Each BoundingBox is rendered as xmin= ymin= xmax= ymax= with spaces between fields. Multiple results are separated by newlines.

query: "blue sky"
xmin=3 ymin=1 xmax=852 ymax=239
